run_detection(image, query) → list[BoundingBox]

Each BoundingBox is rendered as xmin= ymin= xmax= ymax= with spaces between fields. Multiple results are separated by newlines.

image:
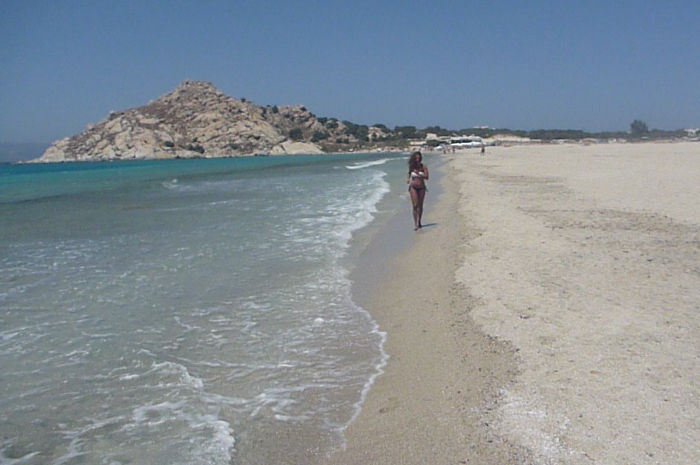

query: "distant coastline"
xmin=0 ymin=142 xmax=50 ymax=163
xmin=12 ymin=137 xmax=696 ymax=165
xmin=6 ymin=81 xmax=698 ymax=164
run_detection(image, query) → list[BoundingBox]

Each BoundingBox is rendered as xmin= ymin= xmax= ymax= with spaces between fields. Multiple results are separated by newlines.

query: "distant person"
xmin=407 ymin=151 xmax=429 ymax=231
xmin=481 ymin=144 xmax=486 ymax=155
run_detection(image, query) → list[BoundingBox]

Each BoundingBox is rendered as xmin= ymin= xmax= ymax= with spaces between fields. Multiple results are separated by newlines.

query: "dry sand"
xmin=327 ymin=142 xmax=699 ymax=465
xmin=453 ymin=142 xmax=699 ymax=464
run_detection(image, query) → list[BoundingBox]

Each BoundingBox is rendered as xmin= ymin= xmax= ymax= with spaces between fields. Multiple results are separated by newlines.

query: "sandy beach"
xmin=328 ymin=142 xmax=699 ymax=464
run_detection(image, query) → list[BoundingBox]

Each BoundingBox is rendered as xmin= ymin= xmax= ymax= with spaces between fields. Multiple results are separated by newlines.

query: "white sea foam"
xmin=174 ymin=315 xmax=200 ymax=331
xmin=131 ymin=400 xmax=187 ymax=425
xmin=0 ymin=449 xmax=41 ymax=465
xmin=344 ymin=323 xmax=388 ymax=431
xmin=124 ymin=400 xmax=236 ymax=465
xmin=149 ymin=361 xmax=205 ymax=390
xmin=1 ymin=153 xmax=405 ymax=464
xmin=161 ymin=178 xmax=179 ymax=189
xmin=345 ymin=158 xmax=390 ymax=170
xmin=184 ymin=413 xmax=236 ymax=464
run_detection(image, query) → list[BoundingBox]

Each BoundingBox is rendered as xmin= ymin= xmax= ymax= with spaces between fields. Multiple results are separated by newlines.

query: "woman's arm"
xmin=421 ymin=165 xmax=429 ymax=180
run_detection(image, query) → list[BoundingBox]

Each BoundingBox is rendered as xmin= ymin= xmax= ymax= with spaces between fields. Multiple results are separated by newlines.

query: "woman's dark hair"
xmin=408 ymin=151 xmax=422 ymax=172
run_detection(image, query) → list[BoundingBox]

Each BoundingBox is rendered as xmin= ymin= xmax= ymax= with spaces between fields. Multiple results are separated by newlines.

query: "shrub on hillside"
xmin=289 ymin=128 xmax=303 ymax=141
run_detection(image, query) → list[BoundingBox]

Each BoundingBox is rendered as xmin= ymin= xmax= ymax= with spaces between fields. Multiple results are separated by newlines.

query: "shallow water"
xmin=0 ymin=153 xmax=406 ymax=464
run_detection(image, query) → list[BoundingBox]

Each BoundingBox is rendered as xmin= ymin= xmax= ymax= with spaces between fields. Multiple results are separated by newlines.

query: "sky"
xmin=1 ymin=0 xmax=699 ymax=145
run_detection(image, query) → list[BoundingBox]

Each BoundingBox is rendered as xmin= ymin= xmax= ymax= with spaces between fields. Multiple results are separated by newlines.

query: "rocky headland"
xmin=34 ymin=81 xmax=387 ymax=162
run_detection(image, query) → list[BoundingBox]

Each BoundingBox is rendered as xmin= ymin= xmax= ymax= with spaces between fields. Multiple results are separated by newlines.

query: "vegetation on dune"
xmin=341 ymin=119 xmax=688 ymax=144
xmin=630 ymin=119 xmax=649 ymax=136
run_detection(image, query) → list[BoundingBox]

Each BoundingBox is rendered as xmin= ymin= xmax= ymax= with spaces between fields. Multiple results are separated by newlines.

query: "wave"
xmin=161 ymin=178 xmax=179 ymax=189
xmin=1 ymin=153 xmax=403 ymax=464
xmin=345 ymin=158 xmax=390 ymax=170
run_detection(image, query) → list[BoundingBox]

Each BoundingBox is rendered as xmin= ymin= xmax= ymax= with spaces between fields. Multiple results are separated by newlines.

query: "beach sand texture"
xmin=330 ymin=142 xmax=699 ymax=465
xmin=329 ymin=156 xmax=530 ymax=465
xmin=453 ymin=142 xmax=699 ymax=464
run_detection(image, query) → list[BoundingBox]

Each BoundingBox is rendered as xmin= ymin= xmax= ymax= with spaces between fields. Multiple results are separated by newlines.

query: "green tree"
xmin=395 ymin=125 xmax=417 ymax=139
xmin=186 ymin=144 xmax=204 ymax=154
xmin=630 ymin=119 xmax=649 ymax=136
xmin=311 ymin=131 xmax=329 ymax=142
xmin=289 ymin=128 xmax=303 ymax=141
xmin=424 ymin=126 xmax=451 ymax=136
xmin=528 ymin=129 xmax=586 ymax=140
xmin=342 ymin=121 xmax=358 ymax=136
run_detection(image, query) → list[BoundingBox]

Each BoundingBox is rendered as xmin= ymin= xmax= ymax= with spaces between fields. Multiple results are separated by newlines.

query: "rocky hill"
xmin=35 ymin=81 xmax=382 ymax=162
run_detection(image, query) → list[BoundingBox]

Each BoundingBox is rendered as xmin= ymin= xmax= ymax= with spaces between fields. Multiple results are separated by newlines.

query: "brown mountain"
xmin=35 ymin=81 xmax=364 ymax=162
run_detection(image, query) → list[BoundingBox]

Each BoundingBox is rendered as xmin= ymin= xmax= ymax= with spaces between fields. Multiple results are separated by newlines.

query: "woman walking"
xmin=407 ymin=151 xmax=429 ymax=230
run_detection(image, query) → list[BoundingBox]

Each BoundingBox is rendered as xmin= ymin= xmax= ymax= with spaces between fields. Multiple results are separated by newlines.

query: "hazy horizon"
xmin=2 ymin=0 xmax=698 ymax=146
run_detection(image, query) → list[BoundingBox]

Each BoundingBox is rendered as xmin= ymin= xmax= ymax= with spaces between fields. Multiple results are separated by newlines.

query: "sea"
xmin=0 ymin=152 xmax=411 ymax=465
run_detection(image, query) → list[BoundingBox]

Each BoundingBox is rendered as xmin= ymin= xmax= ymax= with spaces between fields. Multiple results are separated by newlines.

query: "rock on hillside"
xmin=35 ymin=81 xmax=354 ymax=162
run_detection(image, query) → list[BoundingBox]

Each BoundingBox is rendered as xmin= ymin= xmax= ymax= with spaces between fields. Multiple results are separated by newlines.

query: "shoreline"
xmin=328 ymin=141 xmax=699 ymax=464
xmin=19 ymin=139 xmax=697 ymax=164
xmin=328 ymin=154 xmax=530 ymax=464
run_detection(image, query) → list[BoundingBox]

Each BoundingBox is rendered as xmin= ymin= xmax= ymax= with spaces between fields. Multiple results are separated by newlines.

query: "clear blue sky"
xmin=1 ymin=0 xmax=698 ymax=143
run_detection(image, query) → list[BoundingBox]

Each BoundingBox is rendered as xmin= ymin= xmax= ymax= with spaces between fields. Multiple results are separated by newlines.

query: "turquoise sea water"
xmin=0 ymin=153 xmax=408 ymax=464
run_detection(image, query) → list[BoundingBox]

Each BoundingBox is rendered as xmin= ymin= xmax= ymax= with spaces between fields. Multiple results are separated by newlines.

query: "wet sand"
xmin=328 ymin=155 xmax=531 ymax=464
xmin=327 ymin=142 xmax=699 ymax=465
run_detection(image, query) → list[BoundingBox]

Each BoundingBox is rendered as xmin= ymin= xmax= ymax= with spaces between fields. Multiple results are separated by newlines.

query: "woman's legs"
xmin=416 ymin=188 xmax=426 ymax=227
xmin=409 ymin=187 xmax=420 ymax=230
